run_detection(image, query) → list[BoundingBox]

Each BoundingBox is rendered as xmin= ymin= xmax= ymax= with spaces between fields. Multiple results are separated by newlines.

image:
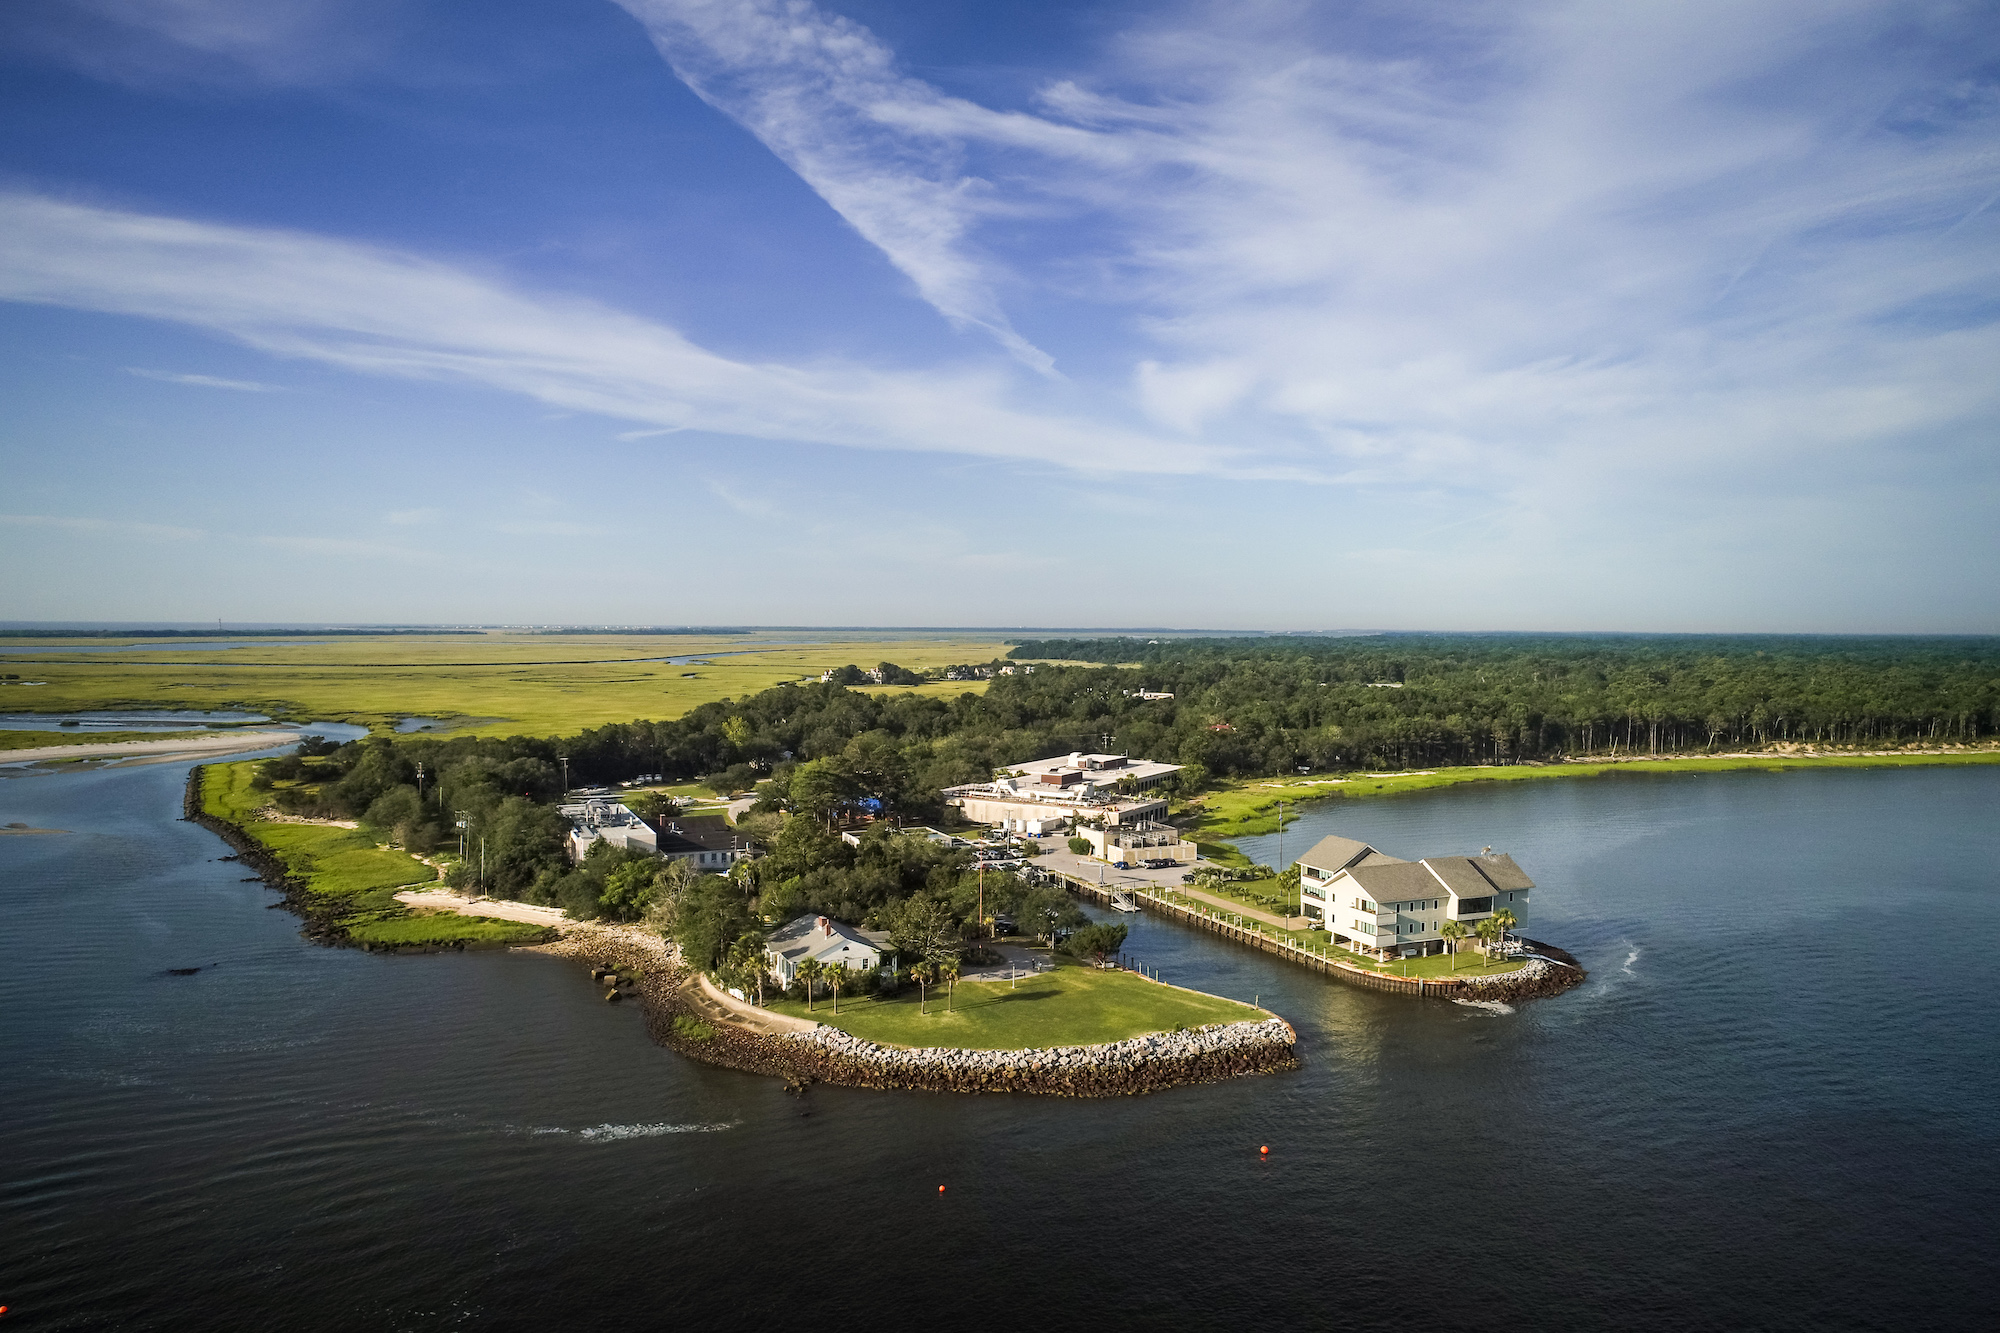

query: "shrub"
xmin=671 ymin=1014 xmax=716 ymax=1042
xmin=1067 ymin=836 xmax=1092 ymax=856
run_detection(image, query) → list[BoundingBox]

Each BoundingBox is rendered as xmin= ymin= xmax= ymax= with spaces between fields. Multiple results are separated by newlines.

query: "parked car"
xmin=1112 ymin=861 xmax=1131 ymax=870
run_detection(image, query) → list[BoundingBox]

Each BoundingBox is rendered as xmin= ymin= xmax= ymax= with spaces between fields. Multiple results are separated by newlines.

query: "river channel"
xmin=3 ymin=757 xmax=1994 ymax=1329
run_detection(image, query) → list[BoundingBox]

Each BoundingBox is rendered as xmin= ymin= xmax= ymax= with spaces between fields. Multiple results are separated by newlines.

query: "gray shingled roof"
xmin=1344 ymin=860 xmax=1445 ymax=898
xmin=1471 ymin=852 xmax=1534 ymax=890
xmin=1417 ymin=856 xmax=1497 ymax=896
xmin=1297 ymin=834 xmax=1403 ymax=876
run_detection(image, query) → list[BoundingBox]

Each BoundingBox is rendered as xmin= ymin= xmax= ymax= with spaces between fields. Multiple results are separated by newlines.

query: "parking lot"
xmin=1021 ymin=837 xmax=1204 ymax=893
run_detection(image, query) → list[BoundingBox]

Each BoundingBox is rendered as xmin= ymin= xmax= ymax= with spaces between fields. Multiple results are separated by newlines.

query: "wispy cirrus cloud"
xmin=621 ymin=0 xmax=2000 ymax=504
xmin=0 ymin=191 xmax=1236 ymax=478
xmin=615 ymin=0 xmax=1073 ymax=374
xmin=126 ymin=366 xmax=278 ymax=391
xmin=0 ymin=513 xmax=206 ymax=541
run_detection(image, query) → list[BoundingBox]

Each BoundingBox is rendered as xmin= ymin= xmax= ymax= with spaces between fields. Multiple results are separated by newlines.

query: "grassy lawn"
xmin=1 ymin=728 xmax=211 ymax=751
xmin=342 ymin=912 xmax=548 ymax=946
xmin=199 ymin=760 xmax=545 ymax=946
xmin=764 ymin=964 xmax=1262 ymax=1050
xmin=1191 ymin=750 xmax=2000 ymax=839
xmin=0 ymin=631 xmax=1008 ymax=738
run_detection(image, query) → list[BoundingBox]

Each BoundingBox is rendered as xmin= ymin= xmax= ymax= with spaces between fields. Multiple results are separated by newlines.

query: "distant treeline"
xmin=1004 ymin=634 xmax=2000 ymax=768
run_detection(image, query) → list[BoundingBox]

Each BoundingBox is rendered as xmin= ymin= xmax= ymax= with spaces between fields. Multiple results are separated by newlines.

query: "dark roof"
xmin=655 ymin=814 xmax=748 ymax=856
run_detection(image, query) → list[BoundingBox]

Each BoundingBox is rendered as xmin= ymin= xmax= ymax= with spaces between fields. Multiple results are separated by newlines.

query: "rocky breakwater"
xmin=640 ymin=975 xmax=1298 ymax=1097
xmin=1453 ymin=941 xmax=1587 ymax=1002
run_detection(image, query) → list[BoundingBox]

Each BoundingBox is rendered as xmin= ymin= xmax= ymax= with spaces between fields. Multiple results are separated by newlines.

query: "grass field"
xmin=200 ymin=759 xmax=546 ymax=946
xmin=765 ymin=963 xmax=1262 ymax=1049
xmin=0 ymin=631 xmax=1010 ymax=738
xmin=0 ymin=728 xmax=209 ymax=751
xmin=1190 ymin=749 xmax=2000 ymax=839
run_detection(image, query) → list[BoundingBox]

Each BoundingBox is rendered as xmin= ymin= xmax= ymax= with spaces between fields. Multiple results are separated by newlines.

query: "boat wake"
xmin=1622 ymin=946 xmax=1641 ymax=975
xmin=531 ymin=1121 xmax=736 ymax=1142
xmin=1452 ymin=999 xmax=1515 ymax=1016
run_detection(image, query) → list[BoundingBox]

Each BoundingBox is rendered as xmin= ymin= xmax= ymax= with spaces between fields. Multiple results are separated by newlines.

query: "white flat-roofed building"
xmin=559 ymin=799 xmax=658 ymax=862
xmin=1294 ymin=833 xmax=1534 ymax=962
xmin=1077 ymin=819 xmax=1197 ymax=865
xmin=943 ymin=751 xmax=1181 ymax=830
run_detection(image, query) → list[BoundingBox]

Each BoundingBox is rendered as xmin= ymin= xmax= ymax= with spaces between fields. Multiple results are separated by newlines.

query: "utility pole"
xmin=415 ymin=762 xmax=425 ymax=801
xmin=558 ymin=755 xmax=570 ymax=797
xmin=1276 ymin=798 xmax=1286 ymax=917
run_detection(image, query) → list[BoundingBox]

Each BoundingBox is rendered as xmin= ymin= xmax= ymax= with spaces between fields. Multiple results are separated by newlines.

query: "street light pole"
xmin=559 ymin=755 xmax=570 ymax=797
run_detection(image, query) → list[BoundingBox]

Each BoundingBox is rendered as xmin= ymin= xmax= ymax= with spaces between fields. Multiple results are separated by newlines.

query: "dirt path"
xmin=0 ymin=731 xmax=302 ymax=765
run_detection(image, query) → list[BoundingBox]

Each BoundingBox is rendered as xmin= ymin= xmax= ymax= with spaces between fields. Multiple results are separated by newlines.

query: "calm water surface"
xmin=3 ymin=760 xmax=1995 ymax=1330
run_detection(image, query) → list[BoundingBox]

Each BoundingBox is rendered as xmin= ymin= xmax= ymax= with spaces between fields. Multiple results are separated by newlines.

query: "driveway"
xmin=961 ymin=943 xmax=1046 ymax=982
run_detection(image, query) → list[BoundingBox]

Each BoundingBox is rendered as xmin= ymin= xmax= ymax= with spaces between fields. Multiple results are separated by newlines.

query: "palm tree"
xmin=1440 ymin=920 xmax=1468 ymax=970
xmin=797 ymin=957 xmax=823 ymax=1012
xmin=1491 ymin=909 xmax=1519 ymax=948
xmin=825 ymin=960 xmax=846 ymax=1015
xmin=911 ymin=960 xmax=937 ymax=1015
xmin=941 ymin=955 xmax=962 ymax=1013
xmin=1473 ymin=917 xmax=1501 ymax=964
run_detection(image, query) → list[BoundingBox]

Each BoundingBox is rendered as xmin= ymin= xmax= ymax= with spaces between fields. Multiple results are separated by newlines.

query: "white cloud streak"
xmin=615 ymin=0 xmax=1070 ymax=374
xmin=125 ymin=366 xmax=278 ymax=391
xmin=0 ymin=192 xmax=1231 ymax=477
xmin=0 ymin=513 xmax=206 ymax=541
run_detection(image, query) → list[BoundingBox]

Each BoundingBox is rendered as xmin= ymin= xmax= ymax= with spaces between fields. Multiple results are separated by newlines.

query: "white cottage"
xmin=764 ymin=914 xmax=898 ymax=985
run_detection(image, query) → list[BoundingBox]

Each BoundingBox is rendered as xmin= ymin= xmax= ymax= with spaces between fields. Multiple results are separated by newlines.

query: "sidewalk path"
xmin=691 ymin=974 xmax=820 ymax=1035
xmin=1174 ymin=884 xmax=1310 ymax=931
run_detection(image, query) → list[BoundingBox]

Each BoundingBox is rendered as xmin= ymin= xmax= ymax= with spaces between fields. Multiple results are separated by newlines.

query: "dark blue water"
xmin=3 ymin=761 xmax=1995 ymax=1330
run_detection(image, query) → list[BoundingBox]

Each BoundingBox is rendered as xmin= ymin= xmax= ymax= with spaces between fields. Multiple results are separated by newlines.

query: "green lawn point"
xmin=764 ymin=963 xmax=1263 ymax=1051
xmin=200 ymin=759 xmax=545 ymax=946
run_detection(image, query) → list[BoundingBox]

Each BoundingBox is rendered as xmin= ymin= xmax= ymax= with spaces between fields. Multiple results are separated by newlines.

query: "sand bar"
xmin=0 ymin=731 xmax=305 ymax=765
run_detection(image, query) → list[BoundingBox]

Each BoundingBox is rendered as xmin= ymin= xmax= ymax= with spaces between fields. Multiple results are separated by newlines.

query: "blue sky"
xmin=1 ymin=0 xmax=1996 ymax=631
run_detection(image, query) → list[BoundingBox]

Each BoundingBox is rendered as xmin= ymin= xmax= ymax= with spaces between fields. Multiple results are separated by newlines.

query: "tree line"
xmin=1005 ymin=633 xmax=2000 ymax=770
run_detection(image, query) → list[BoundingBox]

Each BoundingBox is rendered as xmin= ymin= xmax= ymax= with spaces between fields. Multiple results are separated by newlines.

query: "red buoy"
xmin=938 ymin=1184 xmax=947 ymax=1193
xmin=1260 ymin=1145 xmax=1270 ymax=1155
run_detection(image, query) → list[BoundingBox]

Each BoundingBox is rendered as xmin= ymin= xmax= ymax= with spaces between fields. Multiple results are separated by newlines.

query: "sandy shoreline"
xmin=0 ymin=730 xmax=303 ymax=766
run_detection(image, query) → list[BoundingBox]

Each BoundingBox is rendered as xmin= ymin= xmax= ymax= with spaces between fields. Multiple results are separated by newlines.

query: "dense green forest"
xmin=1007 ymin=634 xmax=2000 ymax=768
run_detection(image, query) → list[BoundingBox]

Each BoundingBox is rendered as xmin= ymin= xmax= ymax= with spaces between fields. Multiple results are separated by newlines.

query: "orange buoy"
xmin=938 ymin=1184 xmax=946 ymax=1193
xmin=1260 ymin=1145 xmax=1270 ymax=1155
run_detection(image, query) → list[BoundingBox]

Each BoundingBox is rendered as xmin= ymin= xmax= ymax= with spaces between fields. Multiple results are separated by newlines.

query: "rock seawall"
xmin=639 ymin=970 xmax=1298 ymax=1097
